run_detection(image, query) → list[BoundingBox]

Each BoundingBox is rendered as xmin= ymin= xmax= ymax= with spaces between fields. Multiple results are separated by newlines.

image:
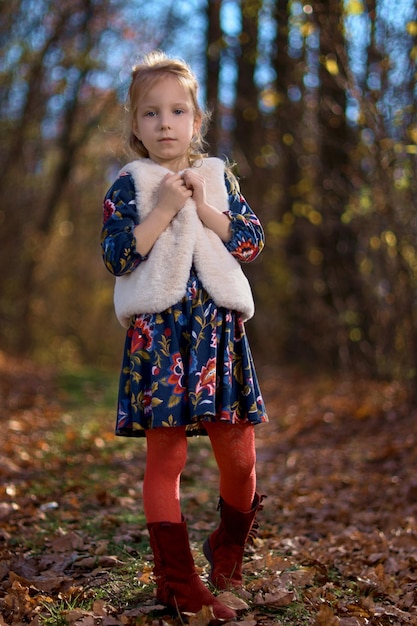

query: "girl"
xmin=101 ymin=50 xmax=268 ymax=621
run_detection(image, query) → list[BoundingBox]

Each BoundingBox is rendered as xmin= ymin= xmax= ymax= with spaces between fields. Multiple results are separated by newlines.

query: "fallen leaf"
xmin=186 ymin=604 xmax=216 ymax=625
xmin=73 ymin=555 xmax=123 ymax=568
xmin=254 ymin=588 xmax=295 ymax=607
xmin=50 ymin=530 xmax=85 ymax=552
xmin=314 ymin=604 xmax=339 ymax=625
xmin=216 ymin=591 xmax=249 ymax=611
xmin=65 ymin=612 xmax=96 ymax=626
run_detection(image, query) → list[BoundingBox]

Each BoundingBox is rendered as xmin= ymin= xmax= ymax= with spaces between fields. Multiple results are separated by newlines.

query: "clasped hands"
xmin=156 ymin=170 xmax=231 ymax=243
xmin=156 ymin=170 xmax=206 ymax=218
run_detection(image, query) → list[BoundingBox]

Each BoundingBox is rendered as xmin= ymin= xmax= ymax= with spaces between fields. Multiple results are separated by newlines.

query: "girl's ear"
xmin=132 ymin=116 xmax=141 ymax=140
xmin=193 ymin=113 xmax=202 ymax=135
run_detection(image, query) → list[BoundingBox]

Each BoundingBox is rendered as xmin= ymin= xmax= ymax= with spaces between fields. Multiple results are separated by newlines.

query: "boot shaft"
xmin=204 ymin=492 xmax=266 ymax=589
xmin=147 ymin=518 xmax=236 ymax=620
xmin=147 ymin=518 xmax=195 ymax=580
xmin=216 ymin=492 xmax=266 ymax=545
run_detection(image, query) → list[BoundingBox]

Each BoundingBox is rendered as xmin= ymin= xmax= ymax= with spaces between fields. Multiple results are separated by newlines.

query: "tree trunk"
xmin=313 ymin=0 xmax=365 ymax=370
xmin=205 ymin=0 xmax=222 ymax=154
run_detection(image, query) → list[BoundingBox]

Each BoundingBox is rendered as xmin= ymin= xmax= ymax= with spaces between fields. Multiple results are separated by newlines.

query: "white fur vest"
xmin=113 ymin=157 xmax=255 ymax=327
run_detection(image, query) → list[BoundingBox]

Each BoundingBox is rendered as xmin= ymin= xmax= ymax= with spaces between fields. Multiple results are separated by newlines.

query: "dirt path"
xmin=0 ymin=357 xmax=416 ymax=625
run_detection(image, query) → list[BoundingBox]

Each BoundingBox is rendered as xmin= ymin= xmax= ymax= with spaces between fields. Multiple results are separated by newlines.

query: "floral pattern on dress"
xmin=113 ymin=269 xmax=267 ymax=437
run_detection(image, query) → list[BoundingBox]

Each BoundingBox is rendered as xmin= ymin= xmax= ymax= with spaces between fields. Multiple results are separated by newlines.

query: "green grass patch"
xmin=58 ymin=365 xmax=120 ymax=412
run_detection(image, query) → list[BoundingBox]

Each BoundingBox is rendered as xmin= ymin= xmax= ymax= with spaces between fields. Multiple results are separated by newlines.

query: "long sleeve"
xmin=224 ymin=179 xmax=265 ymax=262
xmin=101 ymin=173 xmax=147 ymax=276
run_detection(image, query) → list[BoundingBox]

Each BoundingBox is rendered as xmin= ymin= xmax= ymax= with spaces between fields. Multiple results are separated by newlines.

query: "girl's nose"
xmin=160 ymin=116 xmax=171 ymax=129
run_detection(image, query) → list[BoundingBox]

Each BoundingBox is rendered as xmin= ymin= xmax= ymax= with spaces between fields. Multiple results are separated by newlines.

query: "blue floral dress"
xmin=101 ymin=168 xmax=268 ymax=437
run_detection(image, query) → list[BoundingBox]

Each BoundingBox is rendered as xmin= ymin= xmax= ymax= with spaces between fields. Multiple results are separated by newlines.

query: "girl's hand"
xmin=156 ymin=172 xmax=192 ymax=217
xmin=182 ymin=170 xmax=206 ymax=211
xmin=182 ymin=169 xmax=231 ymax=242
xmin=132 ymin=173 xmax=191 ymax=257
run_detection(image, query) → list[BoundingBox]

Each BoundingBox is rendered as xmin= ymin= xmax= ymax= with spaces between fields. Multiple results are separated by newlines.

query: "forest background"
xmin=1 ymin=2 xmax=417 ymax=624
xmin=1 ymin=0 xmax=417 ymax=388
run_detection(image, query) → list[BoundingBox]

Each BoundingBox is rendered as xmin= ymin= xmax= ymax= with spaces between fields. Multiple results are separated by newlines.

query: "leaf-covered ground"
xmin=0 ymin=352 xmax=416 ymax=625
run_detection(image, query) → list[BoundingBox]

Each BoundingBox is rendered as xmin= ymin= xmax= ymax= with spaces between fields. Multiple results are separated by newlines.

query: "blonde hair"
xmin=126 ymin=50 xmax=209 ymax=165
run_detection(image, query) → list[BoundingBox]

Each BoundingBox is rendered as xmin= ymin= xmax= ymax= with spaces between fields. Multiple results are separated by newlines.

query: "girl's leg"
xmin=144 ymin=425 xmax=236 ymax=620
xmin=204 ymin=422 xmax=256 ymax=511
xmin=203 ymin=422 xmax=265 ymax=589
xmin=143 ymin=427 xmax=188 ymax=523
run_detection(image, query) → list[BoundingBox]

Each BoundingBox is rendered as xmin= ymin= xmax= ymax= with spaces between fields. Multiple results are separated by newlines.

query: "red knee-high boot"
xmin=203 ymin=493 xmax=266 ymax=590
xmin=147 ymin=517 xmax=236 ymax=620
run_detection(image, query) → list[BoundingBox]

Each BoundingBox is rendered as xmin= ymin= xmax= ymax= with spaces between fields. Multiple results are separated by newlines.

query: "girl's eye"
xmin=145 ymin=111 xmax=157 ymax=117
xmin=174 ymin=109 xmax=184 ymax=115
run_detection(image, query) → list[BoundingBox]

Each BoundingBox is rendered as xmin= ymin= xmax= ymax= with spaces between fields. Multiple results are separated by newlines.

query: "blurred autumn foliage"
xmin=1 ymin=0 xmax=417 ymax=387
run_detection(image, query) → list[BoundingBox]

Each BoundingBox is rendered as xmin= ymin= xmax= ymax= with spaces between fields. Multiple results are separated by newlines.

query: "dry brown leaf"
xmin=3 ymin=580 xmax=38 ymax=617
xmin=314 ymin=604 xmax=340 ymax=625
xmin=102 ymin=618 xmax=123 ymax=626
xmin=50 ymin=530 xmax=85 ymax=552
xmin=65 ymin=612 xmax=96 ymax=626
xmin=92 ymin=599 xmax=108 ymax=615
xmin=137 ymin=564 xmax=154 ymax=584
xmin=93 ymin=540 xmax=110 ymax=555
xmin=120 ymin=604 xmax=166 ymax=617
xmin=73 ymin=555 xmax=123 ymax=568
xmin=185 ymin=604 xmax=216 ymax=625
xmin=285 ymin=565 xmax=317 ymax=586
xmin=345 ymin=603 xmax=372 ymax=618
xmin=216 ymin=591 xmax=249 ymax=611
xmin=254 ymin=588 xmax=295 ymax=607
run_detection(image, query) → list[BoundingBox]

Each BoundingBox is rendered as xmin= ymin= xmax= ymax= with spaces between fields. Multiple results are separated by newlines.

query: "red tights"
xmin=143 ymin=423 xmax=256 ymax=523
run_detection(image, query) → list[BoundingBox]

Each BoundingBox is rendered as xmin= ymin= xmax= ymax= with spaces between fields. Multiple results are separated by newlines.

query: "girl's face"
xmin=133 ymin=74 xmax=201 ymax=172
